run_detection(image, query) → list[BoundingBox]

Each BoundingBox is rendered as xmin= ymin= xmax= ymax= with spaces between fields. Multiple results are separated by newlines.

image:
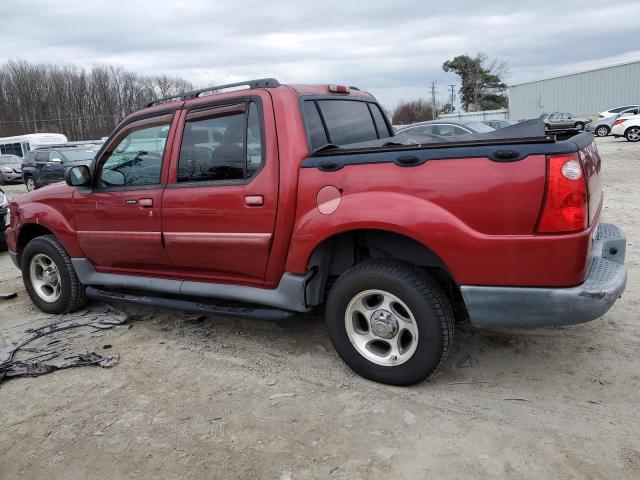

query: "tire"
xmin=573 ymin=122 xmax=585 ymax=131
xmin=0 ymin=229 xmax=7 ymax=252
xmin=0 ymin=175 xmax=5 ymax=185
xmin=545 ymin=123 xmax=551 ymax=131
xmin=21 ymin=235 xmax=87 ymax=314
xmin=325 ymin=259 xmax=454 ymax=386
xmin=25 ymin=176 xmax=36 ymax=191
xmin=625 ymin=126 xmax=640 ymax=142
xmin=595 ymin=125 xmax=609 ymax=137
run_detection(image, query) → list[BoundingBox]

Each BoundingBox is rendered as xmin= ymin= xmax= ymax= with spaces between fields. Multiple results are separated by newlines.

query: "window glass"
xmin=303 ymin=101 xmax=328 ymax=151
xmin=0 ymin=155 xmax=20 ymax=165
xmin=98 ymin=122 xmax=169 ymax=188
xmin=369 ymin=104 xmax=391 ymax=138
xmin=0 ymin=143 xmax=23 ymax=157
xmin=431 ymin=124 xmax=469 ymax=136
xmin=60 ymin=149 xmax=97 ymax=162
xmin=246 ymin=102 xmax=263 ymax=179
xmin=401 ymin=126 xmax=432 ymax=135
xmin=611 ymin=106 xmax=636 ymax=113
xmin=178 ymin=112 xmax=246 ymax=182
xmin=465 ymin=122 xmax=494 ymax=133
xmin=317 ymin=100 xmax=378 ymax=145
xmin=36 ymin=151 xmax=50 ymax=162
xmin=50 ymin=152 xmax=63 ymax=162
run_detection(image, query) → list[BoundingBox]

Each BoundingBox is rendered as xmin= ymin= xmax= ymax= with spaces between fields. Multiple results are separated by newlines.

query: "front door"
xmin=46 ymin=151 xmax=65 ymax=184
xmin=161 ymin=95 xmax=278 ymax=286
xmin=73 ymin=112 xmax=177 ymax=274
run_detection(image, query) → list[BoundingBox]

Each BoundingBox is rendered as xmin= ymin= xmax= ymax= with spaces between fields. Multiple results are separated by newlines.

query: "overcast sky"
xmin=1 ymin=0 xmax=639 ymax=110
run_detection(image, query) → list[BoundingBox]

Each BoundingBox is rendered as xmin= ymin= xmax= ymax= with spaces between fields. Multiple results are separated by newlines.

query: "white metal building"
xmin=508 ymin=60 xmax=640 ymax=120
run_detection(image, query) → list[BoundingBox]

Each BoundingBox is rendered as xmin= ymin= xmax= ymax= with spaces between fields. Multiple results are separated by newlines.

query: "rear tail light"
xmin=537 ymin=154 xmax=588 ymax=234
xmin=614 ymin=119 xmax=627 ymax=126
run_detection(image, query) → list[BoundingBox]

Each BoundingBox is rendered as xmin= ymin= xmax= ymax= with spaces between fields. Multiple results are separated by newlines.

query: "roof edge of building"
xmin=508 ymin=58 xmax=640 ymax=88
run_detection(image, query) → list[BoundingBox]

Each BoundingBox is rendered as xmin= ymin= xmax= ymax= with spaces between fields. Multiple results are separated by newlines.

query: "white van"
xmin=0 ymin=133 xmax=68 ymax=158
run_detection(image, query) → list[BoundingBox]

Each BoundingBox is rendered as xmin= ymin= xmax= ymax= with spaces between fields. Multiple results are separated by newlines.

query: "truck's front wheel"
xmin=22 ymin=235 xmax=87 ymax=314
xmin=325 ymin=259 xmax=453 ymax=386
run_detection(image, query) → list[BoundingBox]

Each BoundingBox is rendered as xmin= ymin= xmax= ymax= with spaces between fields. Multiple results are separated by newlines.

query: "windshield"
xmin=0 ymin=155 xmax=20 ymax=164
xmin=61 ymin=150 xmax=97 ymax=161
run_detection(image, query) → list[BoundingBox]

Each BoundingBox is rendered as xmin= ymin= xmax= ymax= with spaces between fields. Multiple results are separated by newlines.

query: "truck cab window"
xmin=177 ymin=102 xmax=264 ymax=183
xmin=97 ymin=122 xmax=169 ymax=188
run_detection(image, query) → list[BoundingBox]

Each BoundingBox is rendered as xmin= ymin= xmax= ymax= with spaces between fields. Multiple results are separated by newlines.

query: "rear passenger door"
xmin=161 ymin=94 xmax=278 ymax=286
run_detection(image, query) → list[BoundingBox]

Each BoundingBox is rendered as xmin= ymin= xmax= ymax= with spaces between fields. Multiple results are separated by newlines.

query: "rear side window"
xmin=317 ymin=100 xmax=378 ymax=145
xmin=177 ymin=101 xmax=264 ymax=183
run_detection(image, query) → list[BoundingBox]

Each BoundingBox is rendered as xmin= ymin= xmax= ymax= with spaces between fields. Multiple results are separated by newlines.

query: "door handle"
xmin=245 ymin=195 xmax=264 ymax=206
xmin=139 ymin=198 xmax=153 ymax=208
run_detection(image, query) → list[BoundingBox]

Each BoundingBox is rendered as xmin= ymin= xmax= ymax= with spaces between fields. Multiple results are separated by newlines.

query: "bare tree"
xmin=392 ymin=99 xmax=435 ymax=125
xmin=0 ymin=60 xmax=194 ymax=140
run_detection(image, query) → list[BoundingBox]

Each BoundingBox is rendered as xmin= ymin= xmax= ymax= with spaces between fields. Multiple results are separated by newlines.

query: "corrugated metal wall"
xmin=508 ymin=60 xmax=640 ymax=120
xmin=439 ymin=108 xmax=508 ymax=121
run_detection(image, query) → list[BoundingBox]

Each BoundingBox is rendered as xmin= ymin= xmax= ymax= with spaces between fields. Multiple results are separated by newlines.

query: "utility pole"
xmin=430 ymin=81 xmax=438 ymax=119
xmin=449 ymin=84 xmax=456 ymax=114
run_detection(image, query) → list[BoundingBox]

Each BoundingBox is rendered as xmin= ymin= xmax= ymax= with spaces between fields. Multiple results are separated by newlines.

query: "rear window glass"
xmin=316 ymin=100 xmax=378 ymax=146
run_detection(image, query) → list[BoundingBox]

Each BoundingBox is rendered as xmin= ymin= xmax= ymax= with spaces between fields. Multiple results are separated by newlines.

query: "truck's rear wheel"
xmin=325 ymin=259 xmax=453 ymax=385
xmin=22 ymin=235 xmax=86 ymax=314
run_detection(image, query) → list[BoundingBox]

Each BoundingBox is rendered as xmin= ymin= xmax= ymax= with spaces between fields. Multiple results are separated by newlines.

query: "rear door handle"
xmin=139 ymin=198 xmax=153 ymax=208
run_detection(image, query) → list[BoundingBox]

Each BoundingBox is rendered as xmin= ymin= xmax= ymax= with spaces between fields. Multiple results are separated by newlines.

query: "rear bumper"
xmin=461 ymin=223 xmax=627 ymax=327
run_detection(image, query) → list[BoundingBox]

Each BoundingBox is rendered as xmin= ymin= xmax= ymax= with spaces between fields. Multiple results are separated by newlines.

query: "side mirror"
xmin=65 ymin=165 xmax=92 ymax=187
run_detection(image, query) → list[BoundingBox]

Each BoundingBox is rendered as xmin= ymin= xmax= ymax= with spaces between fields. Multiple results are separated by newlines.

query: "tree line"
xmin=392 ymin=52 xmax=508 ymax=125
xmin=0 ymin=60 xmax=193 ymax=140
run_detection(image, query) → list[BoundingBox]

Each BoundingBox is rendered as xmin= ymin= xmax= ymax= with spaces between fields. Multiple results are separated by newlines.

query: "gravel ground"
xmin=0 ymin=136 xmax=639 ymax=479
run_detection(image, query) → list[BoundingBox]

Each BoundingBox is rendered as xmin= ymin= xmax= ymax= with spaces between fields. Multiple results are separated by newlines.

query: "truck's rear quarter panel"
xmin=290 ymin=150 xmax=598 ymax=288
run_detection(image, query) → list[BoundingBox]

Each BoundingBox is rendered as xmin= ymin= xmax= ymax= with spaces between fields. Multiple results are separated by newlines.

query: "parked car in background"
xmin=0 ymin=154 xmax=23 ymax=184
xmin=483 ymin=119 xmax=519 ymax=130
xmin=586 ymin=108 xmax=640 ymax=137
xmin=541 ymin=112 xmax=591 ymax=131
xmin=598 ymin=105 xmax=640 ymax=119
xmin=396 ymin=119 xmax=494 ymax=137
xmin=611 ymin=115 xmax=640 ymax=142
xmin=0 ymin=187 xmax=8 ymax=250
xmin=22 ymin=145 xmax=98 ymax=191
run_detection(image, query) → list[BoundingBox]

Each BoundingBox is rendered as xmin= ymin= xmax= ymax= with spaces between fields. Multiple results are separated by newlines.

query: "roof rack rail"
xmin=143 ymin=78 xmax=281 ymax=108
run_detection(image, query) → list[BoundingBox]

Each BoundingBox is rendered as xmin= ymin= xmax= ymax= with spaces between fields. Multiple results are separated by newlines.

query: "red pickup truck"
xmin=4 ymin=79 xmax=627 ymax=385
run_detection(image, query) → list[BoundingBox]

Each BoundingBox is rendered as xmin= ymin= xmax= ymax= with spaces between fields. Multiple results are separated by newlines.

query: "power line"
xmin=0 ymin=114 xmax=117 ymax=124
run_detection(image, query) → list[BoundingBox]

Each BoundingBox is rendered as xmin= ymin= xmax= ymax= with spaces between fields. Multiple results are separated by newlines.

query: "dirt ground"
xmin=0 ymin=136 xmax=639 ymax=479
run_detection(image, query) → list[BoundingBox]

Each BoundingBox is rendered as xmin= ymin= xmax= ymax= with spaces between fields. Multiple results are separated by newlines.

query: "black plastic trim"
xmin=302 ymin=133 xmax=593 ymax=170
xmin=86 ymin=287 xmax=295 ymax=320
